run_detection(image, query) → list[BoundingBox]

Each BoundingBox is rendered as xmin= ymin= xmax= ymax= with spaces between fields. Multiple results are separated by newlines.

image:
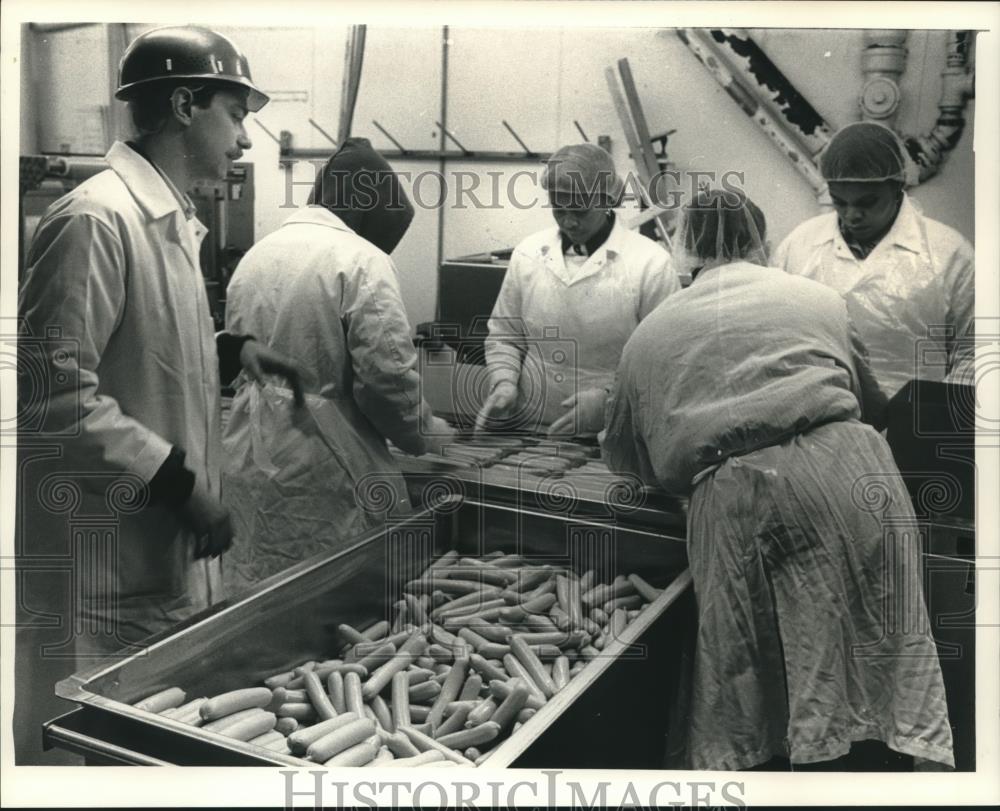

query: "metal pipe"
xmin=859 ymin=30 xmax=909 ymax=125
xmin=903 ymin=31 xmax=975 ymax=183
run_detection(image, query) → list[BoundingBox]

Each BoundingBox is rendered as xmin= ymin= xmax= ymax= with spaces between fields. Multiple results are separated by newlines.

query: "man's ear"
xmin=170 ymin=87 xmax=196 ymax=127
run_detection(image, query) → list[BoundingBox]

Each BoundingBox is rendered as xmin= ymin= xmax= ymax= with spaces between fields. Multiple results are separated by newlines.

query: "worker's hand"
xmin=474 ymin=381 xmax=519 ymax=434
xmin=239 ymin=339 xmax=310 ymax=407
xmin=422 ymin=416 xmax=458 ymax=455
xmin=178 ymin=481 xmax=233 ymax=559
xmin=547 ymin=387 xmax=608 ymax=438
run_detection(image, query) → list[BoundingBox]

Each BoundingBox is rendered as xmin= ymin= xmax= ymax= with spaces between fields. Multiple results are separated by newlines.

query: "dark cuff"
xmin=148 ymin=446 xmax=196 ymax=509
xmin=217 ymin=332 xmax=256 ymax=386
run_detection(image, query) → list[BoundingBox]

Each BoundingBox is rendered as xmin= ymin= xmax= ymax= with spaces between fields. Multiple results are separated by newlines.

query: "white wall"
xmin=22 ymin=24 xmax=977 ymax=330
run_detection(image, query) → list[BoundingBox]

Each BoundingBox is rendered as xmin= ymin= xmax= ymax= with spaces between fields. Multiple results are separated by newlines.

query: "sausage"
xmin=520 ymin=593 xmax=558 ymax=614
xmin=397 ymin=725 xmax=476 ymax=765
xmin=525 ymin=614 xmax=560 ymax=633
xmin=355 ymin=642 xmax=396 ymax=672
xmin=530 ymin=644 xmax=563 ymax=662
xmin=552 ymin=656 xmax=571 ymax=690
xmin=390 ymin=670 xmax=411 ymax=729
xmin=264 ymin=670 xmax=296 ymax=690
xmin=326 ymin=671 xmax=346 ymax=714
xmin=391 ymin=749 xmax=446 ymax=767
xmin=202 ymin=707 xmax=266 ymax=734
xmin=510 ymin=631 xmax=566 ymax=647
xmin=344 ymin=672 xmax=366 ymax=717
xmin=361 ymin=632 xmax=427 ymax=700
xmin=219 ymin=710 xmax=277 ymax=742
xmin=133 ymin=687 xmax=186 ymax=714
xmin=516 ymin=707 xmax=536 ymax=724
xmin=408 ymin=680 xmax=442 ymax=704
xmin=306 ymin=717 xmax=377 ymax=762
xmin=404 ymin=577 xmax=494 ymax=595
xmin=337 ymin=623 xmax=368 ymax=646
xmin=302 ymin=671 xmax=337 ymax=721
xmin=377 ymin=727 xmax=421 ymax=758
xmin=323 ymin=738 xmax=380 ymax=767
xmin=579 ymin=569 xmax=595 ymax=592
xmin=461 ymin=618 xmax=513 ymax=644
xmin=249 ymin=729 xmax=286 ymax=749
xmin=498 ymin=606 xmax=527 ymax=624
xmin=488 ymin=678 xmax=546 ymax=711
xmin=287 ymin=713 xmax=361 ymax=754
xmin=408 ymin=704 xmax=431 ymax=722
xmin=441 ymin=601 xmax=509 ymax=626
xmin=430 ymin=623 xmax=461 ymax=648
xmin=608 ymin=608 xmax=628 ymax=642
xmin=200 ymin=688 xmax=273 ymax=722
xmin=459 ymin=673 xmax=483 ymax=701
xmin=464 ymin=697 xmax=498 ymax=727
xmin=627 ymin=573 xmax=662 ymax=602
xmin=416 ymin=549 xmax=460 ymax=583
xmin=276 ymin=703 xmax=318 ymax=722
xmin=487 ymin=679 xmax=529 ymax=730
xmin=370 ymin=695 xmax=394 ymax=733
xmin=274 ymin=717 xmax=299 ymax=735
xmin=427 ymin=656 xmax=468 ymax=731
xmin=590 ymin=607 xmax=608 ymax=625
xmin=436 ymin=721 xmax=501 ymax=749
xmin=440 ymin=566 xmax=517 ymax=586
xmin=603 ymin=594 xmax=644 ymax=613
xmin=363 ymin=746 xmax=395 ymax=766
xmin=469 ymin=654 xmax=509 ymax=683
xmin=430 ymin=588 xmax=504 ymax=619
xmin=433 ymin=704 xmax=471 ymax=738
xmin=361 ymin=619 xmax=391 ymax=641
xmin=404 ymin=593 xmax=429 ymax=624
xmin=508 ymin=638 xmax=557 ymax=698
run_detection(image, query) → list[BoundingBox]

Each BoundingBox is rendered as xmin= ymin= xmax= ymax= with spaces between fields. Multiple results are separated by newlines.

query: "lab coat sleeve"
xmin=343 ymin=254 xmax=430 ymax=456
xmin=637 ymin=249 xmax=680 ymax=321
xmin=945 ymin=240 xmax=975 ymax=383
xmin=847 ymin=318 xmax=888 ymax=431
xmin=484 ymin=251 xmax=528 ymax=390
xmin=19 ymin=213 xmax=174 ymax=485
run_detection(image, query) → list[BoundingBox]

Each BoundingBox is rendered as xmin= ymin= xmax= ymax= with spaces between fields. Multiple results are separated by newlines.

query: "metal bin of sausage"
xmin=46 ymin=497 xmax=692 ymax=768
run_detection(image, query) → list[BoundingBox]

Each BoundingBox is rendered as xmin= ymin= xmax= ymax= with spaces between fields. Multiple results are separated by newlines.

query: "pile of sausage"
xmin=131 ymin=550 xmax=664 ymax=767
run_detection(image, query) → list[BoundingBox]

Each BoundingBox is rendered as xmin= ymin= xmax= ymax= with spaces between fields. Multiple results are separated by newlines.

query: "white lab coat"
xmin=772 ymin=195 xmax=974 ymax=398
xmin=16 ymin=142 xmax=221 ymax=760
xmin=221 ymin=207 xmax=431 ymax=593
xmin=485 ymin=217 xmax=679 ymax=429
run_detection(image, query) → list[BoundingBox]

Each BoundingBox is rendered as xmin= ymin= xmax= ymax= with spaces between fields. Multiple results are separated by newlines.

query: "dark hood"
xmin=308 ymin=137 xmax=415 ymax=255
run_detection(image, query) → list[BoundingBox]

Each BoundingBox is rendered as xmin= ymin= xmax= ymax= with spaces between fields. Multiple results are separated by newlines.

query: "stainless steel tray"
xmin=54 ymin=497 xmax=692 ymax=768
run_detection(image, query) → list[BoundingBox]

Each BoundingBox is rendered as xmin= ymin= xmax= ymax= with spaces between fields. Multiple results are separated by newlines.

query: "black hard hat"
xmin=116 ymin=26 xmax=269 ymax=112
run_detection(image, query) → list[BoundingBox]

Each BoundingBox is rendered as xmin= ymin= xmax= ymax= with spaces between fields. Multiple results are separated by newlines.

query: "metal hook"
xmin=308 ymin=118 xmax=338 ymax=147
xmin=502 ymin=120 xmax=536 ymax=157
xmin=254 ymin=119 xmax=283 ymax=146
xmin=372 ymin=120 xmax=409 ymax=154
xmin=435 ymin=121 xmax=472 ymax=156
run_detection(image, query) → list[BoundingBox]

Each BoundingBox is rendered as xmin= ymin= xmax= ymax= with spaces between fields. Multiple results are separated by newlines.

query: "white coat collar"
xmin=105 ymin=141 xmax=197 ymax=224
xmin=811 ymin=193 xmax=924 ymax=255
xmin=538 ymin=216 xmax=625 ymax=285
xmin=283 ymin=205 xmax=355 ymax=233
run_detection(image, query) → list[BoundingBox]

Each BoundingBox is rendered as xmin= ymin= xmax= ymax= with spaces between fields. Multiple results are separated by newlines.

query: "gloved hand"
xmin=178 ymin=479 xmax=233 ymax=559
xmin=474 ymin=381 xmax=519 ymax=434
xmin=240 ymin=339 xmax=312 ymax=407
xmin=423 ymin=416 xmax=458 ymax=455
xmin=547 ymin=387 xmax=608 ymax=438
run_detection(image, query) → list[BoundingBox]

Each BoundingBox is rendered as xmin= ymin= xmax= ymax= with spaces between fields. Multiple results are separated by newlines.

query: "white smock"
xmin=16 ymin=142 xmax=222 ymax=760
xmin=602 ymin=262 xmax=954 ymax=770
xmin=772 ymin=195 xmax=974 ymax=398
xmin=485 ymin=217 xmax=678 ymax=429
xmin=222 ymin=207 xmax=432 ymax=594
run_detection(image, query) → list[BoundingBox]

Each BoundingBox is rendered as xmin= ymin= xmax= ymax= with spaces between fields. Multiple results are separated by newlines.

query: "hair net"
xmin=541 ymin=143 xmax=625 ymax=206
xmin=672 ymin=189 xmax=769 ymax=278
xmin=819 ymin=121 xmax=908 ymax=184
xmin=308 ymin=137 xmax=415 ymax=255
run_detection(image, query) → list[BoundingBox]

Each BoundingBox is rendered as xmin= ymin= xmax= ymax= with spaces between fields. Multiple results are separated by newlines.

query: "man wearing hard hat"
xmin=16 ymin=26 xmax=303 ymax=762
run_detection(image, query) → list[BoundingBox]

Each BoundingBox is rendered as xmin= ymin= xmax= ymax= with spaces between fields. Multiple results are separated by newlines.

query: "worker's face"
xmin=828 ymin=180 xmax=903 ymax=243
xmin=185 ymin=88 xmax=253 ymax=182
xmin=548 ymin=191 xmax=610 ymax=245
